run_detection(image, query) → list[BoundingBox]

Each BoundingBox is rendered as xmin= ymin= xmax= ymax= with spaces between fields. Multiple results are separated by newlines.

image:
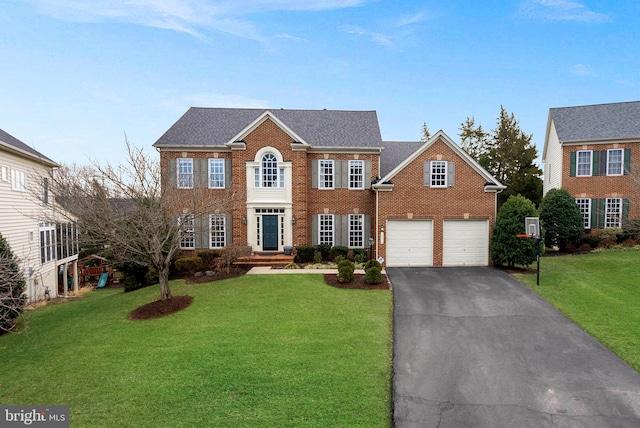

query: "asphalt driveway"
xmin=388 ymin=267 xmax=640 ymax=428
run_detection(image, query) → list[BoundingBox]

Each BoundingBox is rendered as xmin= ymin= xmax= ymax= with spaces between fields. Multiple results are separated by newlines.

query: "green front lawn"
xmin=0 ymin=275 xmax=393 ymax=427
xmin=514 ymin=249 xmax=640 ymax=371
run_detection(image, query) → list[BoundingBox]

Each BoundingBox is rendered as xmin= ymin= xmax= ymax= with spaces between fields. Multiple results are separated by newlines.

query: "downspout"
xmin=375 ymin=187 xmax=379 ymax=259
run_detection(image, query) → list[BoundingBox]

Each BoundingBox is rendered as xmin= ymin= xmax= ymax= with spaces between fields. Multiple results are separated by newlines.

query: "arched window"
xmin=255 ymin=153 xmax=284 ymax=188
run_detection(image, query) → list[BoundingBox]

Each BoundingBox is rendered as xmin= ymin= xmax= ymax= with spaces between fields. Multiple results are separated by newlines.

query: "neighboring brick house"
xmin=542 ymin=101 xmax=640 ymax=233
xmin=154 ymin=108 xmax=505 ymax=267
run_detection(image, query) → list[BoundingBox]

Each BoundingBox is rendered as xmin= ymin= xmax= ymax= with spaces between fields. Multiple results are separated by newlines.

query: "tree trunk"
xmin=158 ymin=267 xmax=172 ymax=300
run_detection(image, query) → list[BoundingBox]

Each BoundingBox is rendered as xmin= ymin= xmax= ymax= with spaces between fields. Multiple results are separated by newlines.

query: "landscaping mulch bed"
xmin=323 ymin=274 xmax=391 ymax=290
xmin=128 ymin=295 xmax=194 ymax=320
xmin=186 ymin=266 xmax=251 ymax=284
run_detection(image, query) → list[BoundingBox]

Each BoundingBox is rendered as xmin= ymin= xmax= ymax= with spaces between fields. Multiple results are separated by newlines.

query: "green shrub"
xmin=581 ymin=235 xmax=601 ymax=249
xmin=145 ymin=267 xmax=159 ymax=286
xmin=115 ymin=261 xmax=152 ymax=293
xmin=0 ymin=232 xmax=26 ymax=333
xmin=283 ymin=262 xmax=300 ymax=269
xmin=539 ymin=188 xmax=584 ymax=251
xmin=295 ymin=245 xmax=315 ymax=263
xmin=174 ymin=256 xmax=203 ymax=275
xmin=197 ymin=250 xmax=220 ymax=268
xmin=599 ymin=227 xmax=623 ymax=242
xmin=353 ymin=249 xmax=366 ymax=264
xmin=330 ymin=246 xmax=349 ymax=260
xmin=338 ymin=260 xmax=355 ymax=283
xmin=338 ymin=267 xmax=354 ymax=283
xmin=334 ymin=255 xmax=345 ymax=265
xmin=338 ymin=259 xmax=355 ymax=270
xmin=490 ymin=195 xmax=539 ymax=267
xmin=365 ymin=266 xmax=382 ymax=284
xmin=313 ymin=251 xmax=322 ymax=264
xmin=364 ymin=259 xmax=382 ymax=271
xmin=315 ymin=244 xmax=331 ymax=261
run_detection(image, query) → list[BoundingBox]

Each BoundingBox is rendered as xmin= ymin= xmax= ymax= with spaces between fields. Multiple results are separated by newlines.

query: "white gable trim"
xmin=376 ymin=130 xmax=505 ymax=189
xmin=225 ymin=110 xmax=309 ymax=146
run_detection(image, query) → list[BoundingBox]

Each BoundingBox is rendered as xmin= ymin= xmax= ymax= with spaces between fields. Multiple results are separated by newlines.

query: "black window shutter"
xmin=592 ymin=151 xmax=599 ymax=176
xmin=600 ymin=150 xmax=607 ymax=176
xmin=569 ymin=152 xmax=576 ymax=177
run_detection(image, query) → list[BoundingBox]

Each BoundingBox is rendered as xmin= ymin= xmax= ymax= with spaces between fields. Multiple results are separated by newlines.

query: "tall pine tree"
xmin=459 ymin=106 xmax=542 ymax=207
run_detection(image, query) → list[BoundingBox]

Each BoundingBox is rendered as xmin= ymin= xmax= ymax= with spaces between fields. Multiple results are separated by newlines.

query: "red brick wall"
xmin=562 ymin=142 xmax=640 ymax=222
xmin=377 ymin=138 xmax=497 ymax=266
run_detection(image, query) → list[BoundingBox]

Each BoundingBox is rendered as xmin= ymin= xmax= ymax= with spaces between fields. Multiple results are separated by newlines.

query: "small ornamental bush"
xmin=330 ymin=246 xmax=349 ymax=260
xmin=338 ymin=259 xmax=355 ymax=283
xmin=333 ymin=255 xmax=345 ymax=265
xmin=295 ymin=245 xmax=315 ymax=263
xmin=315 ymin=244 xmax=331 ymax=261
xmin=581 ymin=235 xmax=601 ymax=249
xmin=364 ymin=259 xmax=382 ymax=271
xmin=599 ymin=227 xmax=623 ymax=243
xmin=313 ymin=251 xmax=322 ymax=264
xmin=354 ymin=251 xmax=366 ymax=264
xmin=197 ymin=250 xmax=220 ymax=268
xmin=365 ymin=266 xmax=382 ymax=284
xmin=174 ymin=256 xmax=203 ymax=275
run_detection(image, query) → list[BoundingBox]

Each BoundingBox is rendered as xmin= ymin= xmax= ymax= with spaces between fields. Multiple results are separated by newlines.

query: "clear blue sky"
xmin=1 ymin=0 xmax=638 ymax=167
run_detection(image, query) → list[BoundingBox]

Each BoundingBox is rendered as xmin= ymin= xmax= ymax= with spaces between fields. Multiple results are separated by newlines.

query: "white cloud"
xmin=519 ymin=0 xmax=612 ymax=23
xmin=343 ymin=25 xmax=392 ymax=47
xmin=276 ymin=33 xmax=309 ymax=42
xmin=27 ymin=0 xmax=365 ymax=41
xmin=395 ymin=10 xmax=429 ymax=27
xmin=569 ymin=64 xmax=597 ymax=77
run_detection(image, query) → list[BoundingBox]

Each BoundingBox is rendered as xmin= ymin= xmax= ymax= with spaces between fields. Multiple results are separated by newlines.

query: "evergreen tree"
xmin=491 ymin=195 xmax=539 ymax=267
xmin=458 ymin=107 xmax=543 ymax=208
xmin=459 ymin=116 xmax=489 ymax=162
xmin=539 ymin=188 xmax=584 ymax=251
xmin=0 ymin=232 xmax=26 ymax=333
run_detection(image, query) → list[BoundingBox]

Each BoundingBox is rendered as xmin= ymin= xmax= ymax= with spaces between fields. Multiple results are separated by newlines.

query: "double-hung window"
xmin=349 ymin=160 xmax=364 ymax=189
xmin=606 ymin=149 xmax=623 ymax=176
xmin=319 ymin=214 xmax=334 ymax=246
xmin=11 ymin=168 xmax=27 ymax=192
xmin=575 ymin=198 xmax=591 ymax=229
xmin=209 ymin=159 xmax=225 ymax=188
xmin=319 ymin=160 xmax=334 ymax=189
xmin=209 ymin=214 xmax=226 ymax=248
xmin=177 ymin=158 xmax=194 ymax=189
xmin=430 ymin=161 xmax=447 ymax=187
xmin=605 ymin=198 xmax=622 ymax=228
xmin=576 ymin=150 xmax=592 ymax=176
xmin=39 ymin=222 xmax=56 ymax=264
xmin=179 ymin=214 xmax=195 ymax=249
xmin=348 ymin=214 xmax=364 ymax=248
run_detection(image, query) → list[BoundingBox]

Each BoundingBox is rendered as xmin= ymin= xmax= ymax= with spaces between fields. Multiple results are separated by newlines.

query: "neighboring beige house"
xmin=0 ymin=129 xmax=79 ymax=302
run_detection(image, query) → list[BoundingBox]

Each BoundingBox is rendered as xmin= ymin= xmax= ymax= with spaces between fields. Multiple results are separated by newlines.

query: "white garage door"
xmin=386 ymin=220 xmax=433 ymax=267
xmin=443 ymin=220 xmax=489 ymax=266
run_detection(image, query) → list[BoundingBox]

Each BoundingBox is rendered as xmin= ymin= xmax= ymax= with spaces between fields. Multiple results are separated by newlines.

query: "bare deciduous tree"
xmin=51 ymin=141 xmax=241 ymax=301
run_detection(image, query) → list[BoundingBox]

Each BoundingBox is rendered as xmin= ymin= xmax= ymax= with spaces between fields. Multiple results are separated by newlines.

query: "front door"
xmin=262 ymin=215 xmax=279 ymax=251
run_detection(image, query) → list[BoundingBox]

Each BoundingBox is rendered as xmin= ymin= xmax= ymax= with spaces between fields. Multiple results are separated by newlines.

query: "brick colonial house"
xmin=542 ymin=101 xmax=639 ymax=232
xmin=154 ymin=108 xmax=505 ymax=267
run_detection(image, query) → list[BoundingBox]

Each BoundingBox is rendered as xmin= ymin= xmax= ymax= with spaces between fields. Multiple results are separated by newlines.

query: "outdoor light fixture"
xmin=292 ymin=216 xmax=297 ymax=224
xmin=242 ymin=216 xmax=247 ymax=225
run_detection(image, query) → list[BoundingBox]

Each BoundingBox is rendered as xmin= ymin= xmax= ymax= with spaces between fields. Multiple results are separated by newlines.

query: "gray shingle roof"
xmin=153 ymin=107 xmax=383 ymax=148
xmin=550 ymin=101 xmax=640 ymax=142
xmin=380 ymin=141 xmax=424 ymax=178
xmin=0 ymin=128 xmax=57 ymax=165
